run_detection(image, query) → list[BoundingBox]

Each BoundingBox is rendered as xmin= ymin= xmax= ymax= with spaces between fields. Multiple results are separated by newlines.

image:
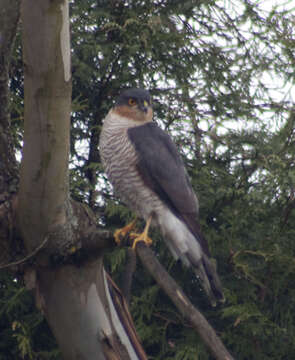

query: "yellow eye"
xmin=128 ymin=98 xmax=136 ymax=106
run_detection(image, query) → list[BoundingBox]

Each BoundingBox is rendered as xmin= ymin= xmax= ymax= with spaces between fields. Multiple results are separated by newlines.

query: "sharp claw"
xmin=114 ymin=216 xmax=153 ymax=249
xmin=113 ymin=219 xmax=138 ymax=245
xmin=129 ymin=232 xmax=153 ymax=249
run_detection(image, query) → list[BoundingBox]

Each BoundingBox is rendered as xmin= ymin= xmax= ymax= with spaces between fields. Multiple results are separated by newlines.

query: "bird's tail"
xmin=158 ymin=209 xmax=224 ymax=306
xmin=186 ymin=252 xmax=225 ymax=307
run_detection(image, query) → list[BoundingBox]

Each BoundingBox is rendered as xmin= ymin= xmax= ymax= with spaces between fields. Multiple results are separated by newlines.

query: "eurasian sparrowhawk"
xmin=99 ymin=88 xmax=224 ymax=306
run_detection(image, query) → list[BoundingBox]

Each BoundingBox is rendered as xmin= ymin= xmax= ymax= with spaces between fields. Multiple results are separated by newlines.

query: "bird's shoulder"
xmin=127 ymin=122 xmax=181 ymax=163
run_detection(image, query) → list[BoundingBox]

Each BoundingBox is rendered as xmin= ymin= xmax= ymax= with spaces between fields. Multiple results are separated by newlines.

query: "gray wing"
xmin=127 ymin=122 xmax=210 ymax=256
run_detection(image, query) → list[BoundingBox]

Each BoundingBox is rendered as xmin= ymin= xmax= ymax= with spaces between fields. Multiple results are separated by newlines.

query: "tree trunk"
xmin=37 ymin=260 xmax=143 ymax=360
xmin=19 ymin=0 xmax=72 ymax=252
xmin=17 ymin=1 xmax=147 ymax=359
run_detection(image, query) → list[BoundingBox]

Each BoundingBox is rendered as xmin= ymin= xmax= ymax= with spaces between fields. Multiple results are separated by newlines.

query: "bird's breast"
xmin=99 ymin=121 xmax=163 ymax=220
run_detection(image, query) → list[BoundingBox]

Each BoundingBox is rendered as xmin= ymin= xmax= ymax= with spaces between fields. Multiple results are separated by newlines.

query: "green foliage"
xmin=0 ymin=272 xmax=60 ymax=359
xmin=5 ymin=0 xmax=295 ymax=358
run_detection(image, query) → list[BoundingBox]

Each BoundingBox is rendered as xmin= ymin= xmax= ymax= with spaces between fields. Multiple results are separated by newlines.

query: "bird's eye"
xmin=128 ymin=98 xmax=136 ymax=106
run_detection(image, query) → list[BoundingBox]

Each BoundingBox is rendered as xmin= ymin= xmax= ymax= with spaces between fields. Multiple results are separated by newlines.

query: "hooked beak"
xmin=139 ymin=100 xmax=149 ymax=113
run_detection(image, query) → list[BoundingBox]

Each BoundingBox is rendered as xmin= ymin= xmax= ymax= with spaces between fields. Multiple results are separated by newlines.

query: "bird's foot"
xmin=114 ymin=219 xmax=137 ymax=245
xmin=129 ymin=215 xmax=153 ymax=249
xmin=129 ymin=231 xmax=153 ymax=250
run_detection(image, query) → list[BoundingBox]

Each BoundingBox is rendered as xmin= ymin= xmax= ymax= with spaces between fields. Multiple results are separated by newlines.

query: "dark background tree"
xmin=1 ymin=0 xmax=295 ymax=359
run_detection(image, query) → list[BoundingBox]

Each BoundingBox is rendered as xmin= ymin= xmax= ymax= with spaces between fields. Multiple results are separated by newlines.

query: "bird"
xmin=99 ymin=88 xmax=224 ymax=306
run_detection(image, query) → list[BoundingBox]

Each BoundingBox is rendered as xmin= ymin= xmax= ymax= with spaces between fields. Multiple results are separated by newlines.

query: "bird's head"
xmin=113 ymin=88 xmax=153 ymax=124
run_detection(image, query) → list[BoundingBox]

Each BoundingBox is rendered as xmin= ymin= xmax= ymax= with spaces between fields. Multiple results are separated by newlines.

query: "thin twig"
xmin=0 ymin=236 xmax=49 ymax=270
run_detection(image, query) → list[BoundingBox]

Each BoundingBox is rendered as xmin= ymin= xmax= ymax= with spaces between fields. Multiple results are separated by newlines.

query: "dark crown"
xmin=115 ymin=88 xmax=151 ymax=106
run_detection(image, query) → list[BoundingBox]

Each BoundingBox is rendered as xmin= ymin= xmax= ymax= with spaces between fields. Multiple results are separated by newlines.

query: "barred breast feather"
xmin=99 ymin=110 xmax=164 ymax=220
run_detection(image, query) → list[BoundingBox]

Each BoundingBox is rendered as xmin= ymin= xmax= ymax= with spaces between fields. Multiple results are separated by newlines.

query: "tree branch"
xmin=135 ymin=242 xmax=234 ymax=360
xmin=120 ymin=248 xmax=137 ymax=305
xmin=107 ymin=273 xmax=148 ymax=360
xmin=0 ymin=236 xmax=48 ymax=270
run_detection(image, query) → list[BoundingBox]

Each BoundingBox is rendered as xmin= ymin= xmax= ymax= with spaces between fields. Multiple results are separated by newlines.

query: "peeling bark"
xmin=37 ymin=260 xmax=145 ymax=360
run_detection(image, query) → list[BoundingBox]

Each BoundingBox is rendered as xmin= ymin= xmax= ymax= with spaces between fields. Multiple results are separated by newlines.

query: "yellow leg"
xmin=114 ymin=219 xmax=137 ymax=245
xmin=130 ymin=216 xmax=153 ymax=250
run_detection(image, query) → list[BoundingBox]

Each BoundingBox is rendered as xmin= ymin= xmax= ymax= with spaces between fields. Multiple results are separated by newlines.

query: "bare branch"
xmin=107 ymin=273 xmax=148 ymax=360
xmin=136 ymin=242 xmax=234 ymax=360
xmin=120 ymin=248 xmax=137 ymax=305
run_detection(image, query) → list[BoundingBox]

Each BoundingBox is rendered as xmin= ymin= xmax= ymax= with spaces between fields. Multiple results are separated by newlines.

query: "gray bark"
xmin=19 ymin=0 xmax=72 ymax=252
xmin=17 ymin=1 xmax=147 ymax=359
xmin=37 ymin=260 xmax=141 ymax=360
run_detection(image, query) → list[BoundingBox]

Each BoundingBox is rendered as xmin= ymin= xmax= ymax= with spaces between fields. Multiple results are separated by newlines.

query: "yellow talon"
xmin=114 ymin=219 xmax=137 ymax=245
xmin=129 ymin=216 xmax=153 ymax=250
xmin=129 ymin=232 xmax=153 ymax=249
